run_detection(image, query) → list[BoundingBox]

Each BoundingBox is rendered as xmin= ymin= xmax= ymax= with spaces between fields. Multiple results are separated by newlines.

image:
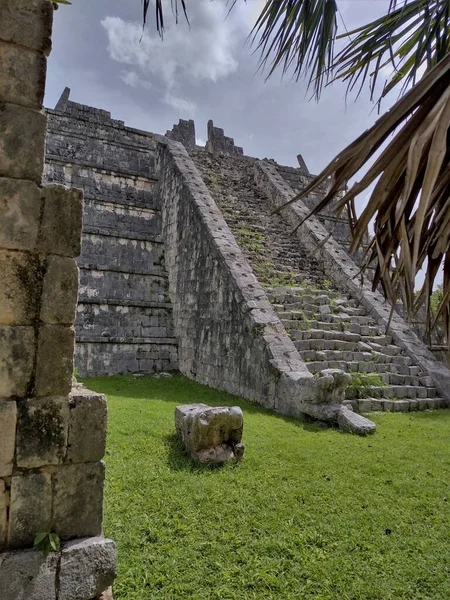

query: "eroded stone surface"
xmin=58 ymin=537 xmax=116 ymax=600
xmin=67 ymin=389 xmax=107 ymax=463
xmin=16 ymin=396 xmax=69 ymax=468
xmin=0 ymin=326 xmax=35 ymax=397
xmin=53 ymin=463 xmax=105 ymax=539
xmin=0 ymin=549 xmax=57 ymax=600
xmin=0 ymin=401 xmax=16 ymax=476
xmin=175 ymin=404 xmax=245 ymax=463
xmin=313 ymin=369 xmax=351 ymax=404
xmin=0 ymin=480 xmax=7 ymax=547
xmin=40 ymin=256 xmax=79 ymax=324
xmin=8 ymin=472 xmax=52 ymax=547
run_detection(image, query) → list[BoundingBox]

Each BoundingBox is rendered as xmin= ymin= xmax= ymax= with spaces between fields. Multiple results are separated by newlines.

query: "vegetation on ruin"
xmin=85 ymin=374 xmax=450 ymax=600
xmin=142 ymin=0 xmax=450 ymax=346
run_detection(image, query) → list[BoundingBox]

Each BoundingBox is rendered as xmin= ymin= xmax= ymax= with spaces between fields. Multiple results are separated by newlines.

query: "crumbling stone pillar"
xmin=0 ymin=1 xmax=115 ymax=597
xmin=206 ymin=119 xmax=244 ymax=155
xmin=165 ymin=118 xmax=196 ymax=148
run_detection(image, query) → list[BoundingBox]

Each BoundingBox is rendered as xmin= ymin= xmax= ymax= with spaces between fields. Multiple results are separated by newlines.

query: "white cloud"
xmin=163 ymin=92 xmax=196 ymax=115
xmin=101 ymin=1 xmax=247 ymax=89
xmin=120 ymin=70 xmax=153 ymax=89
xmin=120 ymin=70 xmax=139 ymax=87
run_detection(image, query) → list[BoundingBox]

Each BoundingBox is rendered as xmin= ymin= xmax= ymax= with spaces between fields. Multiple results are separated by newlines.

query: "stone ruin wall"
xmin=0 ymin=1 xmax=115 ymax=598
xmin=44 ymin=91 xmax=178 ymax=376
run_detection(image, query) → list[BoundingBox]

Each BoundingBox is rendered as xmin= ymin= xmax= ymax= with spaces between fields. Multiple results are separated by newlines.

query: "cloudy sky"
xmin=45 ymin=0 xmax=394 ymax=173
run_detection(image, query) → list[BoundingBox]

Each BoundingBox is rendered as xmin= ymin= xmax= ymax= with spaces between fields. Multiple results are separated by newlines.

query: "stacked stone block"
xmin=45 ymin=90 xmax=179 ymax=376
xmin=206 ymin=119 xmax=244 ymax=156
xmin=166 ymin=118 xmax=196 ymax=148
xmin=0 ymin=1 xmax=115 ymax=597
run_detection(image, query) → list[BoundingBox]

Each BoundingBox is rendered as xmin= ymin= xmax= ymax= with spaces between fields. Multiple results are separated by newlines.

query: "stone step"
xmin=348 ymin=385 xmax=436 ymax=400
xmin=380 ymin=373 xmax=421 ymax=386
xmin=298 ymin=349 xmax=411 ymax=365
xmin=306 ymin=361 xmax=422 ymax=376
xmin=344 ymin=398 xmax=446 ymax=412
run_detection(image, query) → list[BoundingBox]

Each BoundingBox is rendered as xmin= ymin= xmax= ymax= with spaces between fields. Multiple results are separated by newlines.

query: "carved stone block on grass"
xmin=175 ymin=404 xmax=244 ymax=463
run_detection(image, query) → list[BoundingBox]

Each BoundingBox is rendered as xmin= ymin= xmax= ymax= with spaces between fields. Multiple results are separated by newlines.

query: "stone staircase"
xmin=267 ymin=285 xmax=445 ymax=412
xmin=190 ymin=149 xmax=447 ymax=413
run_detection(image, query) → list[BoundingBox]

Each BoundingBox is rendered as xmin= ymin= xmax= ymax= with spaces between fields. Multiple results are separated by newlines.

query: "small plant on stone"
xmin=34 ymin=530 xmax=60 ymax=557
xmin=347 ymin=373 xmax=386 ymax=399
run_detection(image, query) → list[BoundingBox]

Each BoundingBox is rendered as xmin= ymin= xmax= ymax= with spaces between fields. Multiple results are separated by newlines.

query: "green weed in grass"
xmin=85 ymin=374 xmax=450 ymax=600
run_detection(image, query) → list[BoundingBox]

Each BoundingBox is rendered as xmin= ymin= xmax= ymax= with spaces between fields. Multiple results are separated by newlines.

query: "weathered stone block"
xmin=0 ymin=549 xmax=57 ymax=600
xmin=175 ymin=404 xmax=244 ymax=463
xmin=313 ymin=369 xmax=351 ymax=404
xmin=53 ymin=463 xmax=105 ymax=539
xmin=35 ymin=325 xmax=75 ymax=397
xmin=358 ymin=399 xmax=373 ymax=413
xmin=0 ymin=326 xmax=35 ymax=397
xmin=0 ymin=40 xmax=46 ymax=109
xmin=16 ymin=397 xmax=69 ymax=468
xmin=38 ymin=185 xmax=83 ymax=257
xmin=40 ymin=256 xmax=79 ymax=324
xmin=67 ymin=389 xmax=107 ymax=463
xmin=0 ymin=401 xmax=17 ymax=476
xmin=0 ymin=103 xmax=46 ymax=183
xmin=58 ymin=537 xmax=116 ymax=600
xmin=0 ymin=177 xmax=42 ymax=250
xmin=336 ymin=405 xmax=376 ymax=436
xmin=0 ymin=480 xmax=7 ymax=547
xmin=8 ymin=472 xmax=52 ymax=547
xmin=0 ymin=0 xmax=53 ymax=54
xmin=0 ymin=250 xmax=43 ymax=325
xmin=393 ymin=400 xmax=410 ymax=412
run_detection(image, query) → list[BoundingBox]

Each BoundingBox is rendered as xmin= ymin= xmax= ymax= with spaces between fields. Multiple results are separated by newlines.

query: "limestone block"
xmin=53 ymin=462 xmax=105 ymax=539
xmin=0 ymin=0 xmax=53 ymax=54
xmin=58 ymin=537 xmax=117 ymax=600
xmin=67 ymin=390 xmax=107 ymax=463
xmin=313 ymin=369 xmax=351 ymax=404
xmin=0 ymin=40 xmax=46 ymax=109
xmin=336 ymin=405 xmax=377 ymax=436
xmin=38 ymin=185 xmax=83 ymax=257
xmin=8 ymin=472 xmax=52 ymax=547
xmin=393 ymin=400 xmax=410 ymax=412
xmin=0 ymin=178 xmax=42 ymax=250
xmin=358 ymin=399 xmax=373 ymax=413
xmin=175 ymin=404 xmax=244 ymax=463
xmin=40 ymin=256 xmax=79 ymax=324
xmin=0 ymin=401 xmax=17 ymax=476
xmin=0 ymin=250 xmax=42 ymax=325
xmin=35 ymin=325 xmax=75 ymax=397
xmin=0 ymin=549 xmax=58 ymax=600
xmin=0 ymin=326 xmax=35 ymax=397
xmin=0 ymin=103 xmax=46 ymax=183
xmin=16 ymin=397 xmax=69 ymax=468
xmin=0 ymin=480 xmax=7 ymax=547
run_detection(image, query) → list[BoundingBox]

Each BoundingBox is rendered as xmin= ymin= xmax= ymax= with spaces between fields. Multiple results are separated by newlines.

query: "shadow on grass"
xmin=163 ymin=433 xmax=229 ymax=473
xmin=84 ymin=373 xmax=346 ymax=435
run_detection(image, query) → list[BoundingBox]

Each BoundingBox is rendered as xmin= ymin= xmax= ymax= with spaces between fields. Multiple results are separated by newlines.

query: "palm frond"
xmin=250 ymin=0 xmax=338 ymax=98
xmin=334 ymin=0 xmax=450 ymax=101
xmin=146 ymin=0 xmax=189 ymax=35
xmin=276 ymin=53 xmax=450 ymax=335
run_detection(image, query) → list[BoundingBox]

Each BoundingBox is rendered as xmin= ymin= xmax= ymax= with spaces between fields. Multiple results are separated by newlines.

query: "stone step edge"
xmin=343 ymin=398 xmax=448 ymax=412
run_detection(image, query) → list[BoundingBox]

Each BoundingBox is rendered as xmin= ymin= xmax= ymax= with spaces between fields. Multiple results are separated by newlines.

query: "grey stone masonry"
xmin=45 ymin=88 xmax=178 ymax=376
xmin=206 ymin=119 xmax=244 ymax=156
xmin=158 ymin=140 xmax=375 ymax=434
xmin=254 ymin=159 xmax=450 ymax=404
xmin=0 ymin=3 xmax=115 ymax=598
xmin=166 ymin=119 xmax=196 ymax=148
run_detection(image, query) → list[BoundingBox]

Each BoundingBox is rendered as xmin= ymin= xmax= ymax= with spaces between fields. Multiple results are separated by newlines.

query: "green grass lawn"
xmin=84 ymin=374 xmax=450 ymax=600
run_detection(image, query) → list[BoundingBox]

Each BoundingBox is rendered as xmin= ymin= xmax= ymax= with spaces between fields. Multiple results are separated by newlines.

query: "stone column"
xmin=0 ymin=1 xmax=115 ymax=598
